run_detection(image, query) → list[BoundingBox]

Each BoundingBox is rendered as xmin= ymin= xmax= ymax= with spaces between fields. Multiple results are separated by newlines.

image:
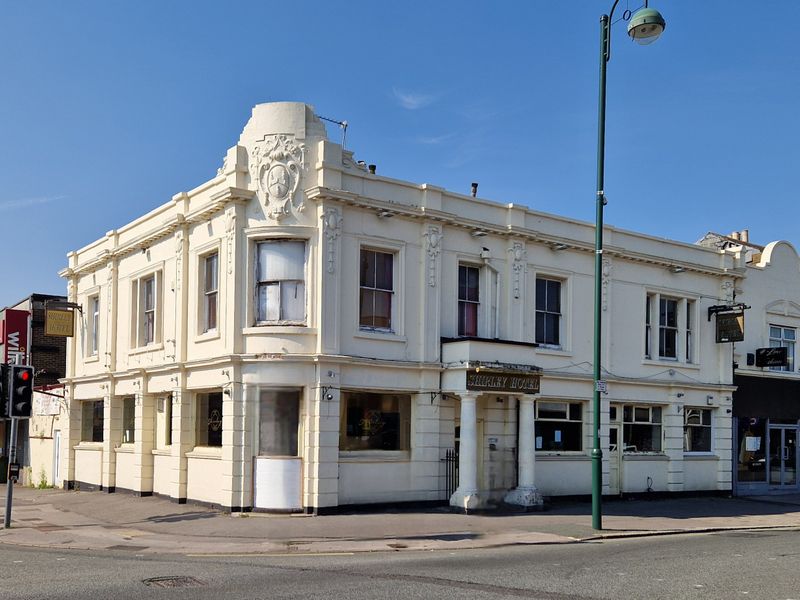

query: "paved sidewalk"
xmin=1 ymin=485 xmax=799 ymax=555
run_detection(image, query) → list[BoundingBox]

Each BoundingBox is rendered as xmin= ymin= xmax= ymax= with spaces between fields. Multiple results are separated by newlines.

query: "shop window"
xmin=535 ymin=401 xmax=582 ymax=451
xmin=202 ymin=252 xmax=219 ymax=333
xmin=155 ymin=395 xmax=172 ymax=449
xmin=458 ymin=264 xmax=480 ymax=337
xmin=122 ymin=397 xmax=135 ymax=444
xmin=195 ymin=392 xmax=223 ymax=447
xmin=535 ymin=278 xmax=562 ymax=347
xmin=622 ymin=405 xmax=662 ymax=452
xmin=81 ymin=400 xmax=104 ymax=443
xmin=737 ymin=417 xmax=766 ymax=483
xmin=684 ymin=407 xmax=711 ymax=452
xmin=259 ymin=390 xmax=300 ymax=456
xmin=340 ymin=392 xmax=410 ymax=451
xmin=256 ymin=240 xmax=306 ymax=324
xmin=769 ymin=325 xmax=796 ymax=372
xmin=359 ymin=249 xmax=394 ymax=331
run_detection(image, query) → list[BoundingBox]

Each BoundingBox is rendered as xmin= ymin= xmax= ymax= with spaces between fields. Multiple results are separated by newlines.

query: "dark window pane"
xmin=360 ymin=249 xmax=375 ymax=287
xmin=373 ymin=290 xmax=392 ymax=329
xmin=546 ymin=280 xmax=560 ymax=312
xmin=375 ymin=252 xmax=393 ymax=290
xmin=359 ymin=289 xmax=375 ymax=327
xmin=536 ymin=278 xmax=546 ymax=308
xmin=207 ymin=392 xmax=223 ymax=447
xmin=535 ymin=421 xmax=582 ymax=451
xmin=341 ymin=393 xmax=410 ymax=451
xmin=459 ymin=301 xmax=478 ymax=337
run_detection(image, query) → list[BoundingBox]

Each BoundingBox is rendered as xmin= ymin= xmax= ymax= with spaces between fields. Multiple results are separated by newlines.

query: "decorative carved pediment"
xmin=249 ymin=135 xmax=306 ymax=220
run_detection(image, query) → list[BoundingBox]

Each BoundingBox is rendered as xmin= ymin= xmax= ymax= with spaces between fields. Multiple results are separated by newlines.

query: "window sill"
xmin=339 ymin=450 xmax=410 ymax=462
xmin=536 ymin=453 xmax=589 ymax=461
xmin=74 ymin=442 xmax=103 ymax=451
xmin=255 ymin=455 xmax=301 ymax=460
xmin=641 ymin=358 xmax=700 ymax=370
xmin=84 ymin=354 xmax=100 ymax=363
xmin=622 ymin=453 xmax=669 ymax=461
xmin=194 ymin=329 xmax=221 ymax=344
xmin=243 ymin=325 xmax=316 ymax=335
xmin=354 ymin=330 xmax=407 ymax=343
xmin=114 ymin=444 xmax=135 ymax=454
xmin=129 ymin=343 xmax=164 ymax=356
xmin=151 ymin=448 xmax=172 ymax=456
xmin=186 ymin=447 xmax=223 ymax=460
xmin=684 ymin=452 xmax=718 ymax=460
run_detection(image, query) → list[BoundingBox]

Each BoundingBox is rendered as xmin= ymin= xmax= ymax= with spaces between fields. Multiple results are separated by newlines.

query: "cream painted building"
xmin=58 ymin=102 xmax=739 ymax=512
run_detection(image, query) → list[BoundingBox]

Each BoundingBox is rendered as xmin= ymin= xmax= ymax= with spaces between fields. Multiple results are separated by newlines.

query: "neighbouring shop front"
xmin=733 ymin=374 xmax=800 ymax=495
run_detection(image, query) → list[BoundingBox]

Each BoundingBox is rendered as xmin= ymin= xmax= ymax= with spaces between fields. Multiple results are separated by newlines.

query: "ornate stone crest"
xmin=508 ymin=242 xmax=527 ymax=299
xmin=423 ymin=226 xmax=443 ymax=287
xmin=321 ymin=207 xmax=343 ymax=274
xmin=249 ymin=135 xmax=306 ymax=220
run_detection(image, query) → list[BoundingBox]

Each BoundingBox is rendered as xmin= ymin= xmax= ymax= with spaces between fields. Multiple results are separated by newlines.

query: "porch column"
xmin=504 ymin=394 xmax=543 ymax=508
xmin=450 ymin=392 xmax=480 ymax=511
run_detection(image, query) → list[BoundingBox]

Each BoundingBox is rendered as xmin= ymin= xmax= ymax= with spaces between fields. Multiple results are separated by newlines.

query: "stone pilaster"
xmin=132 ymin=392 xmax=155 ymax=493
xmin=303 ymin=369 xmax=340 ymax=511
xmin=101 ymin=393 xmax=121 ymax=491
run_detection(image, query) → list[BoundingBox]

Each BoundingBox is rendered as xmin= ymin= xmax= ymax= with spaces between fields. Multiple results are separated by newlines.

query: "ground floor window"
xmin=196 ymin=392 xmax=223 ymax=447
xmin=684 ymin=407 xmax=711 ymax=452
xmin=122 ymin=397 xmax=135 ymax=444
xmin=535 ymin=400 xmax=582 ymax=451
xmin=622 ymin=404 xmax=662 ymax=452
xmin=81 ymin=400 xmax=104 ymax=442
xmin=259 ymin=390 xmax=300 ymax=456
xmin=340 ymin=392 xmax=410 ymax=451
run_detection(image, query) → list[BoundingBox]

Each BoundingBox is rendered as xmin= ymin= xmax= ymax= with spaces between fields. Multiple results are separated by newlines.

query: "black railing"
xmin=441 ymin=448 xmax=459 ymax=500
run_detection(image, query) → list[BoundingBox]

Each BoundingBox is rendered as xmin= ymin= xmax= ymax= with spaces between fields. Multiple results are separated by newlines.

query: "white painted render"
xmin=56 ymin=101 xmax=747 ymax=511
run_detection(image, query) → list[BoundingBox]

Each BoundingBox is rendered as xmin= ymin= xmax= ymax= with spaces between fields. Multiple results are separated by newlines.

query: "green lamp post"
xmin=592 ymin=2 xmax=665 ymax=531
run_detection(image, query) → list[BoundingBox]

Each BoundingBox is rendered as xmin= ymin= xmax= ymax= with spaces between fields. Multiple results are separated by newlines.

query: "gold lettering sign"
xmin=45 ymin=309 xmax=74 ymax=337
xmin=466 ymin=370 xmax=540 ymax=394
xmin=716 ymin=312 xmax=744 ymax=343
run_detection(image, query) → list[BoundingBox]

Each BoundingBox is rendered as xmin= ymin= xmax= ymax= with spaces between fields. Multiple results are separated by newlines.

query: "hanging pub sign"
xmin=715 ymin=311 xmax=744 ymax=343
xmin=755 ymin=347 xmax=789 ymax=368
xmin=45 ymin=308 xmax=75 ymax=337
xmin=466 ymin=369 xmax=540 ymax=394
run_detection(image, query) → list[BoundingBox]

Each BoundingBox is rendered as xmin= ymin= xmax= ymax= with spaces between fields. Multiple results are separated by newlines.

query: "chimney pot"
xmin=740 ymin=229 xmax=749 ymax=243
xmin=368 ymin=164 xmax=376 ymax=174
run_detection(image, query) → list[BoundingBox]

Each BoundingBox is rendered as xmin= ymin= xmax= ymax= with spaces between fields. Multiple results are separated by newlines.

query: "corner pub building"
xmin=59 ymin=102 xmax=738 ymax=513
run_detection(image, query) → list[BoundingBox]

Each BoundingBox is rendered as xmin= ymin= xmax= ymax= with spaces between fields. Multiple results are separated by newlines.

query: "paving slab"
xmin=1 ymin=485 xmax=799 ymax=555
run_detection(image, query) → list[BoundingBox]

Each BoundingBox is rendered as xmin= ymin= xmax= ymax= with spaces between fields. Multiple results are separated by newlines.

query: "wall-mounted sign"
xmin=716 ymin=311 xmax=744 ymax=343
xmin=45 ymin=308 xmax=74 ymax=337
xmin=755 ymin=347 xmax=788 ymax=368
xmin=466 ymin=370 xmax=540 ymax=394
xmin=2 ymin=309 xmax=29 ymax=364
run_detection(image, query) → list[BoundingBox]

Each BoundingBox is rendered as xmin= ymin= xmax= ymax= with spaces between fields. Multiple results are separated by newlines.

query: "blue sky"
xmin=2 ymin=1 xmax=798 ymax=308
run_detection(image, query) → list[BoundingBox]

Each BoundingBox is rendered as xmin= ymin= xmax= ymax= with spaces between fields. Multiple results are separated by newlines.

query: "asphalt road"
xmin=1 ymin=530 xmax=798 ymax=599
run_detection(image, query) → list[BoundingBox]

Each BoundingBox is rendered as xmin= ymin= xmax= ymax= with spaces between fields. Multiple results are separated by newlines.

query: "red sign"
xmin=2 ymin=309 xmax=30 ymax=364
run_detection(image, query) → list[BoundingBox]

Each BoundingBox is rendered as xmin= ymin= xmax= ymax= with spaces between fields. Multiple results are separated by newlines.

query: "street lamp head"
xmin=627 ymin=7 xmax=666 ymax=45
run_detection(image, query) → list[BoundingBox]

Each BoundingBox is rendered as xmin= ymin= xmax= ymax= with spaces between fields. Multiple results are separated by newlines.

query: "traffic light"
xmin=8 ymin=365 xmax=33 ymax=418
xmin=0 ymin=364 xmax=7 ymax=417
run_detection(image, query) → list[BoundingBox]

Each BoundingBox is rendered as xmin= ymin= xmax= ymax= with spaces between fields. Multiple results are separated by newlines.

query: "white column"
xmin=450 ymin=392 xmax=480 ymax=511
xmin=504 ymin=394 xmax=543 ymax=508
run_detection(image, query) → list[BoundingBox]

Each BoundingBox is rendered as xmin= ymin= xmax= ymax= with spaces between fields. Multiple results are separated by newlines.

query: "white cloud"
xmin=392 ymin=87 xmax=438 ymax=110
xmin=417 ymin=132 xmax=456 ymax=145
xmin=0 ymin=195 xmax=66 ymax=211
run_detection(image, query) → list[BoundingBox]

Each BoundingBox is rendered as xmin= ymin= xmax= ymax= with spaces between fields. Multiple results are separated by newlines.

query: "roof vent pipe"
xmin=368 ymin=164 xmax=376 ymax=174
xmin=471 ymin=182 xmax=478 ymax=197
xmin=740 ymin=229 xmax=749 ymax=243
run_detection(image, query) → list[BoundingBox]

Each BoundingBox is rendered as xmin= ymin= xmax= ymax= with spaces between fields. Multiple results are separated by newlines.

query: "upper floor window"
xmin=535 ymin=278 xmax=561 ymax=347
xmin=131 ymin=272 xmax=162 ymax=347
xmin=256 ymin=240 xmax=306 ymax=324
xmin=359 ymin=248 xmax=394 ymax=331
xmin=645 ymin=293 xmax=695 ymax=362
xmin=458 ymin=265 xmax=480 ymax=337
xmin=202 ymin=252 xmax=219 ymax=332
xmin=89 ymin=295 xmax=100 ymax=356
xmin=769 ymin=325 xmax=796 ymax=372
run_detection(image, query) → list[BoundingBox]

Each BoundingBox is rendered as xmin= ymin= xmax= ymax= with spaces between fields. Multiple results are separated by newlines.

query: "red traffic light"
xmin=18 ymin=370 xmax=30 ymax=382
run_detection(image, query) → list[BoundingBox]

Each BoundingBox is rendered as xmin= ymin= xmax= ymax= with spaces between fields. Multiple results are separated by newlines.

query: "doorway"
xmin=768 ymin=426 xmax=797 ymax=489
